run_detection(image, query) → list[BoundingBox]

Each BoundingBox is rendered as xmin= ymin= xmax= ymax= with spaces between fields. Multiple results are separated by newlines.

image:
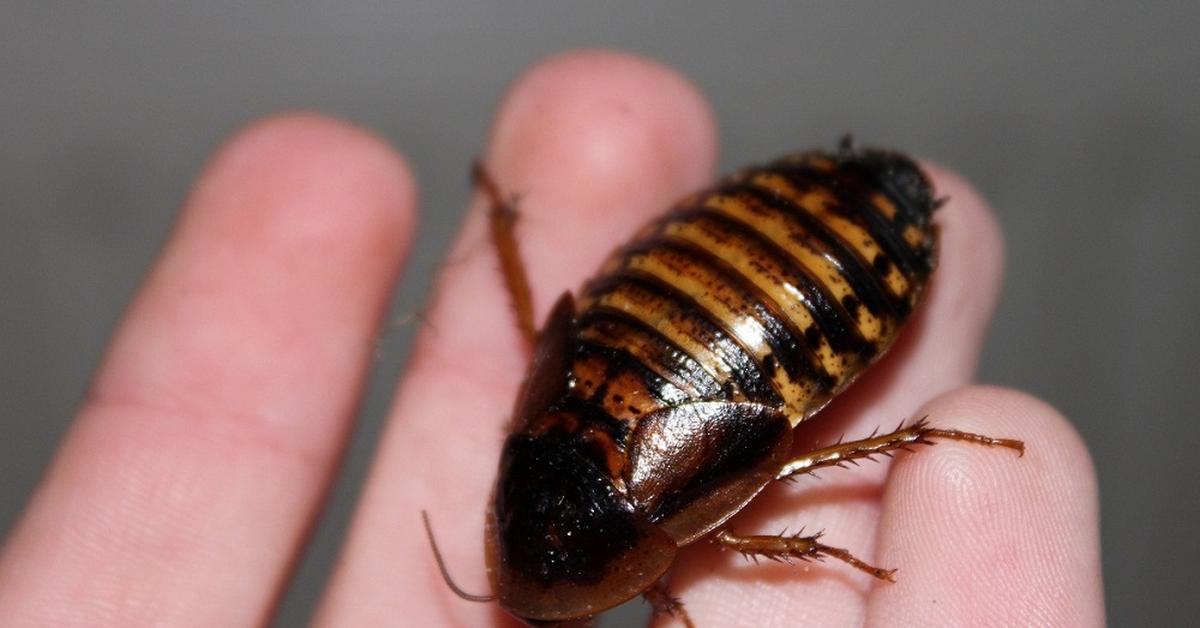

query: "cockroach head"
xmin=486 ymin=431 xmax=676 ymax=624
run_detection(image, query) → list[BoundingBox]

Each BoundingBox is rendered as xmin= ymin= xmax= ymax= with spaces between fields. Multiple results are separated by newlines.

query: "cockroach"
xmin=423 ymin=141 xmax=1024 ymax=626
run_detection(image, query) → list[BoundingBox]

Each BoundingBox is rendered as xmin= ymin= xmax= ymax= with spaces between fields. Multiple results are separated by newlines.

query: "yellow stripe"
xmin=703 ymin=192 xmax=891 ymax=345
xmin=777 ymin=153 xmax=836 ymax=173
xmin=751 ymin=172 xmax=911 ymax=301
xmin=662 ymin=218 xmax=851 ymax=385
xmin=903 ymin=224 xmax=925 ymax=248
xmin=574 ymin=325 xmax=700 ymax=402
xmin=622 ymin=249 xmax=826 ymax=415
xmin=626 ymin=250 xmax=772 ymax=362
xmin=871 ymin=192 xmax=898 ymax=220
xmin=592 ymin=283 xmax=740 ymax=398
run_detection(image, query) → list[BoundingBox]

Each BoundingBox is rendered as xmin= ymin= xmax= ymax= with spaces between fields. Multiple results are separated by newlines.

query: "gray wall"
xmin=4 ymin=3 xmax=1197 ymax=626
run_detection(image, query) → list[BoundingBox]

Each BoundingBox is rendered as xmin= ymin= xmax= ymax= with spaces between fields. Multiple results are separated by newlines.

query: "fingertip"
xmin=191 ymin=111 xmax=418 ymax=249
xmin=869 ymin=385 xmax=1103 ymax=627
xmin=917 ymin=385 xmax=1095 ymax=480
xmin=486 ymin=48 xmax=718 ymax=224
xmin=897 ymin=385 xmax=1099 ymax=530
xmin=99 ymin=110 xmax=418 ymax=435
xmin=416 ymin=49 xmax=719 ymax=366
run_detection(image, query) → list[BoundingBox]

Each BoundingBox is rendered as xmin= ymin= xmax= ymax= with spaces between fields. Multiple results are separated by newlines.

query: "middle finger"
xmin=315 ymin=49 xmax=718 ymax=626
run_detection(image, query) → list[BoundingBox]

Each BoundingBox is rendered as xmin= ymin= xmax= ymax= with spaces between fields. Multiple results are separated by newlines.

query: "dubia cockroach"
xmin=424 ymin=141 xmax=1023 ymax=626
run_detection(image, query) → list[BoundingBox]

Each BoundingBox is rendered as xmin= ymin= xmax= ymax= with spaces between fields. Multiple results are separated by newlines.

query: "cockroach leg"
xmin=775 ymin=417 xmax=1025 ymax=481
xmin=473 ymin=161 xmax=538 ymax=350
xmin=643 ymin=579 xmax=695 ymax=628
xmin=714 ymin=529 xmax=896 ymax=582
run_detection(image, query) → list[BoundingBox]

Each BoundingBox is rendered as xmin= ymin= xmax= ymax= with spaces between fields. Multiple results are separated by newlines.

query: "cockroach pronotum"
xmin=423 ymin=140 xmax=1024 ymax=626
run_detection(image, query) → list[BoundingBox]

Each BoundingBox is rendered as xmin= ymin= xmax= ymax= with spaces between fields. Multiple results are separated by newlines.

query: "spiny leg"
xmin=472 ymin=161 xmax=538 ymax=349
xmin=715 ymin=529 xmax=896 ymax=582
xmin=776 ymin=417 xmax=1024 ymax=481
xmin=643 ymin=579 xmax=696 ymax=628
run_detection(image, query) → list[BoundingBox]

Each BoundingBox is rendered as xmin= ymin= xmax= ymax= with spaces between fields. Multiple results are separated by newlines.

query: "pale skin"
xmin=0 ymin=50 xmax=1105 ymax=627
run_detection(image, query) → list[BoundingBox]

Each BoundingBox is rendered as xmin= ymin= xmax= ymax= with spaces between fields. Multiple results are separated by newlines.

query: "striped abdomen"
xmin=572 ymin=147 xmax=938 ymax=425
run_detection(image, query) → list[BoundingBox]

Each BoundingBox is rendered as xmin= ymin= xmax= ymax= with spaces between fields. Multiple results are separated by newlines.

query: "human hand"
xmin=0 ymin=50 xmax=1104 ymax=627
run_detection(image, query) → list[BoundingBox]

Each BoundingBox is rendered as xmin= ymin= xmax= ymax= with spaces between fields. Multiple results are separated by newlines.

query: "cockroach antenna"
xmin=421 ymin=511 xmax=496 ymax=602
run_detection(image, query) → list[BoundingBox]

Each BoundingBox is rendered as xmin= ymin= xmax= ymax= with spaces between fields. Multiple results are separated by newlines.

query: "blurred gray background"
xmin=3 ymin=2 xmax=1197 ymax=626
